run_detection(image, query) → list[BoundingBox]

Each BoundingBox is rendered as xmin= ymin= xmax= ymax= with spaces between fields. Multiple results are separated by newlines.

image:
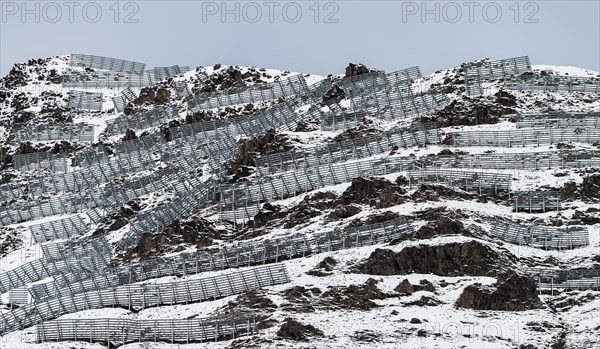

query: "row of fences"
xmin=118 ymin=177 xmax=213 ymax=249
xmin=0 ymin=239 xmax=111 ymax=294
xmin=0 ymin=161 xmax=201 ymax=225
xmin=320 ymin=108 xmax=371 ymax=131
xmin=253 ymin=122 xmax=440 ymax=176
xmin=219 ymin=155 xmax=515 ymax=223
xmin=186 ymin=74 xmax=310 ymax=112
xmin=105 ymin=105 xmax=179 ymax=135
xmin=13 ymin=123 xmax=95 ymax=143
xmin=504 ymin=75 xmax=600 ymax=94
xmin=69 ymin=54 xmax=146 ymax=74
xmin=451 ymin=127 xmax=600 ymax=147
xmin=337 ymin=67 xmax=422 ymax=98
xmin=111 ymin=87 xmax=138 ymax=113
xmin=34 ymin=217 xmax=413 ymax=303
xmin=63 ymin=65 xmax=190 ymax=89
xmin=406 ymin=169 xmax=511 ymax=195
xmin=4 ymin=149 xmax=599 ymax=205
xmin=170 ymin=97 xmax=304 ymax=141
xmin=36 ymin=314 xmax=256 ymax=345
xmin=67 ymin=90 xmax=103 ymax=111
xmin=463 ymin=56 xmax=532 ymax=96
xmin=526 ymin=268 xmax=600 ymax=292
xmin=28 ymin=215 xmax=89 ymax=243
xmin=13 ymin=152 xmax=69 ymax=172
xmin=513 ymin=191 xmax=560 ymax=213
xmin=40 ymin=236 xmax=111 ymax=263
xmin=490 ymin=219 xmax=589 ymax=250
xmin=0 ymin=265 xmax=288 ymax=335
xmin=346 ymin=85 xmax=450 ymax=121
xmin=515 ymin=111 xmax=600 ymax=129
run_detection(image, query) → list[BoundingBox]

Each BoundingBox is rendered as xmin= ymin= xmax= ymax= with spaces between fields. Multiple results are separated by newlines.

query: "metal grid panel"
xmin=516 ymin=111 xmax=600 ymax=128
xmin=13 ymin=124 xmax=95 ymax=143
xmin=406 ymin=169 xmax=511 ymax=194
xmin=69 ymin=54 xmax=146 ymax=74
xmin=105 ymin=105 xmax=180 ymax=135
xmin=513 ymin=191 xmax=560 ymax=213
xmin=452 ymin=128 xmax=600 ymax=147
xmin=37 ymin=314 xmax=256 ymax=344
xmin=505 ymin=75 xmax=600 ymax=93
xmin=1 ymin=265 xmax=286 ymax=335
xmin=28 ymin=215 xmax=90 ymax=243
xmin=67 ymin=90 xmax=103 ymax=111
xmin=13 ymin=152 xmax=69 ymax=173
xmin=491 ymin=219 xmax=589 ymax=249
xmin=526 ymin=268 xmax=600 ymax=291
xmin=464 ymin=56 xmax=531 ymax=96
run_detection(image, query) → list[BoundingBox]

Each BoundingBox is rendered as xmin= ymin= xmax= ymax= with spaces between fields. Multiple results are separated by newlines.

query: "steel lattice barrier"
xmin=13 ymin=123 xmax=95 ymax=143
xmin=67 ymin=90 xmax=103 ymax=111
xmin=516 ymin=111 xmax=600 ymax=129
xmin=69 ymin=54 xmax=146 ymax=74
xmin=337 ymin=67 xmax=422 ymax=99
xmin=490 ymin=219 xmax=589 ymax=250
xmin=504 ymin=75 xmax=600 ymax=94
xmin=513 ymin=191 xmax=560 ymax=213
xmin=0 ymin=265 xmax=287 ymax=335
xmin=463 ymin=56 xmax=531 ymax=96
xmin=111 ymin=87 xmax=138 ymax=112
xmin=36 ymin=314 xmax=256 ymax=345
xmin=253 ymin=122 xmax=440 ymax=176
xmin=451 ymin=128 xmax=600 ymax=147
xmin=525 ymin=268 xmax=600 ymax=291
xmin=186 ymin=74 xmax=309 ymax=112
xmin=105 ymin=105 xmax=179 ymax=135
xmin=406 ymin=169 xmax=511 ymax=194
xmin=347 ymin=86 xmax=450 ymax=121
xmin=32 ymin=217 xmax=413 ymax=303
xmin=29 ymin=215 xmax=90 ymax=243
xmin=13 ymin=152 xmax=69 ymax=173
xmin=218 ymin=157 xmax=423 ymax=222
xmin=40 ymin=236 xmax=111 ymax=262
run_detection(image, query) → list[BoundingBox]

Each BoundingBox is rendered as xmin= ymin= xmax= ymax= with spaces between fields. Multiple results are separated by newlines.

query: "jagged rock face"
xmin=345 ymin=63 xmax=374 ymax=77
xmin=561 ymin=174 xmax=600 ymax=202
xmin=395 ymin=279 xmax=435 ymax=295
xmin=322 ymin=85 xmax=346 ymax=104
xmin=414 ymin=217 xmax=470 ymax=239
xmin=132 ymin=86 xmax=171 ymax=107
xmin=122 ymin=129 xmax=137 ymax=141
xmin=357 ymin=241 xmax=509 ymax=277
xmin=339 ymin=177 xmax=406 ymax=208
xmin=425 ymin=95 xmax=516 ymax=127
xmin=455 ymin=270 xmax=543 ymax=311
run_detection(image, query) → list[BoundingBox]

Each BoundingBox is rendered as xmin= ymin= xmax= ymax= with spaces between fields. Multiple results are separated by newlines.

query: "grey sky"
xmin=1 ymin=1 xmax=599 ymax=77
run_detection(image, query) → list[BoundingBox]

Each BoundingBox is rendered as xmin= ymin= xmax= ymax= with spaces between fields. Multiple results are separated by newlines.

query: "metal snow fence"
xmin=41 ymin=236 xmax=111 ymax=263
xmin=31 ymin=217 xmax=413 ymax=301
xmin=13 ymin=152 xmax=69 ymax=173
xmin=0 ymin=249 xmax=109 ymax=294
xmin=504 ymin=75 xmax=600 ymax=94
xmin=186 ymin=74 xmax=309 ymax=112
xmin=516 ymin=111 xmax=600 ymax=129
xmin=320 ymin=106 xmax=371 ymax=132
xmin=69 ymin=54 xmax=146 ymax=74
xmin=254 ymin=122 xmax=440 ymax=175
xmin=171 ymin=97 xmax=302 ymax=141
xmin=13 ymin=124 xmax=95 ymax=143
xmin=406 ymin=169 xmax=511 ymax=194
xmin=174 ymin=81 xmax=192 ymax=99
xmin=451 ymin=128 xmax=600 ymax=147
xmin=526 ymin=268 xmax=600 ymax=291
xmin=145 ymin=65 xmax=190 ymax=80
xmin=0 ymin=265 xmax=287 ymax=335
xmin=348 ymin=87 xmax=450 ymax=120
xmin=63 ymin=71 xmax=147 ymax=89
xmin=105 ymin=105 xmax=179 ymax=135
xmin=37 ymin=314 xmax=256 ymax=345
xmin=218 ymin=157 xmax=420 ymax=222
xmin=490 ymin=219 xmax=589 ymax=250
xmin=28 ymin=215 xmax=90 ymax=243
xmin=513 ymin=191 xmax=560 ymax=213
xmin=337 ymin=67 xmax=422 ymax=98
xmin=0 ymin=194 xmax=80 ymax=225
xmin=111 ymin=87 xmax=138 ymax=112
xmin=463 ymin=56 xmax=531 ymax=96
xmin=67 ymin=90 xmax=103 ymax=111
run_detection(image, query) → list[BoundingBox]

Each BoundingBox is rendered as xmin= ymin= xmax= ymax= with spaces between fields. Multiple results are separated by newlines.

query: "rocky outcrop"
xmin=276 ymin=318 xmax=323 ymax=341
xmin=423 ymin=95 xmax=516 ymax=127
xmin=395 ymin=279 xmax=435 ymax=295
xmin=456 ymin=270 xmax=543 ymax=311
xmin=339 ymin=177 xmax=406 ymax=208
xmin=345 ymin=63 xmax=375 ymax=77
xmin=357 ymin=241 xmax=511 ymax=277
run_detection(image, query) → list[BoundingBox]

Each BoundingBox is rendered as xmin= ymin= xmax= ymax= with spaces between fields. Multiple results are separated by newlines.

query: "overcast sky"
xmin=1 ymin=1 xmax=599 ymax=76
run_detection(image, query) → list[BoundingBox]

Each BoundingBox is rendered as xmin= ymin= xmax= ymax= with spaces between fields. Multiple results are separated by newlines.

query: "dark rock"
xmin=122 ymin=129 xmax=137 ymax=141
xmin=395 ymin=279 xmax=435 ymax=295
xmin=581 ymin=174 xmax=600 ymax=201
xmin=357 ymin=241 xmax=511 ymax=277
xmin=339 ymin=177 xmax=405 ymax=208
xmin=415 ymin=217 xmax=471 ymax=239
xmin=322 ymin=85 xmax=346 ymax=104
xmin=404 ymin=295 xmax=442 ymax=307
xmin=345 ymin=63 xmax=375 ymax=77
xmin=455 ymin=270 xmax=543 ymax=311
xmin=276 ymin=318 xmax=323 ymax=341
xmin=495 ymin=90 xmax=517 ymax=107
xmin=560 ymin=181 xmax=578 ymax=201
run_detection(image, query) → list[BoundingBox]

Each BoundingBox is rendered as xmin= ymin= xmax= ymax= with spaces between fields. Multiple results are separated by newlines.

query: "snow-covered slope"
xmin=0 ymin=55 xmax=598 ymax=349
